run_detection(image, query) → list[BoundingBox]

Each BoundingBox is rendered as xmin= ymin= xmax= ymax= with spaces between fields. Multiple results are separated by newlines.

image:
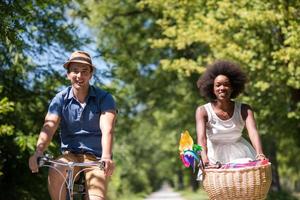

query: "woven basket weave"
xmin=203 ymin=163 xmax=272 ymax=200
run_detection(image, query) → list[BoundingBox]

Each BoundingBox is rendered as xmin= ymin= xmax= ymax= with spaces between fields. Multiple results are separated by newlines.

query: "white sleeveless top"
xmin=204 ymin=102 xmax=256 ymax=164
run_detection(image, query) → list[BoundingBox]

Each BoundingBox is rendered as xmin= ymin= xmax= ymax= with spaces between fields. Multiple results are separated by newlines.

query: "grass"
xmin=108 ymin=192 xmax=148 ymax=200
xmin=111 ymin=187 xmax=209 ymax=200
xmin=108 ymin=194 xmax=145 ymax=200
xmin=180 ymin=189 xmax=300 ymax=200
xmin=180 ymin=189 xmax=209 ymax=200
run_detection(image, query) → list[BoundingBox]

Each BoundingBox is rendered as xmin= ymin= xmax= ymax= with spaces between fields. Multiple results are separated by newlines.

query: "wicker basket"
xmin=202 ymin=163 xmax=272 ymax=200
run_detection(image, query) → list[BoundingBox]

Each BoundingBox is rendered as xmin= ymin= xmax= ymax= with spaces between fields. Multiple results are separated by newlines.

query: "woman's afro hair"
xmin=197 ymin=60 xmax=247 ymax=100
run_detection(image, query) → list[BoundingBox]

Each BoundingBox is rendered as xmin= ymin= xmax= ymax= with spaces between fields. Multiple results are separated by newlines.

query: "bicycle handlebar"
xmin=37 ymin=154 xmax=105 ymax=170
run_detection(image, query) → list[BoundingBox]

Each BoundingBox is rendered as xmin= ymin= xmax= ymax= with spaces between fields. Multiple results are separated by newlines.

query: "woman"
xmin=195 ymin=60 xmax=266 ymax=166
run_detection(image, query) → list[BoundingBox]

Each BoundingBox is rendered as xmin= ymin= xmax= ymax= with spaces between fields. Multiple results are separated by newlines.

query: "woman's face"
xmin=213 ymin=75 xmax=232 ymax=100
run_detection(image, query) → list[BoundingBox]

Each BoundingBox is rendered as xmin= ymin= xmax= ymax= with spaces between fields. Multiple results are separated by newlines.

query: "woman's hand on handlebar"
xmin=28 ymin=151 xmax=43 ymax=173
xmin=256 ymin=153 xmax=267 ymax=161
xmin=200 ymin=152 xmax=209 ymax=166
xmin=205 ymin=161 xmax=222 ymax=169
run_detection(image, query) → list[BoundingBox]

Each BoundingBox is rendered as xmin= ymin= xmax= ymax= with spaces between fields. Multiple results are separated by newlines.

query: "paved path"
xmin=145 ymin=183 xmax=185 ymax=200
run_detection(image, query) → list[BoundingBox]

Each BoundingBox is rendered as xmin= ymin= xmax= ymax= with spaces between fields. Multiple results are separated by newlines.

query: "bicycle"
xmin=38 ymin=154 xmax=105 ymax=200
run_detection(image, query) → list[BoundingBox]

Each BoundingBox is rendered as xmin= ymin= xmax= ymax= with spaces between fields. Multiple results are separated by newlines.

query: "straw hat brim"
xmin=63 ymin=60 xmax=94 ymax=69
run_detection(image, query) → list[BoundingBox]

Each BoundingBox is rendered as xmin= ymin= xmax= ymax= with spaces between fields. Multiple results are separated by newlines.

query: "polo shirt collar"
xmin=66 ymin=85 xmax=96 ymax=100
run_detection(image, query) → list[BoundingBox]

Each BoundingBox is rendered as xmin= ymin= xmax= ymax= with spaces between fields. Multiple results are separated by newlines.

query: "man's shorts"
xmin=54 ymin=151 xmax=109 ymax=199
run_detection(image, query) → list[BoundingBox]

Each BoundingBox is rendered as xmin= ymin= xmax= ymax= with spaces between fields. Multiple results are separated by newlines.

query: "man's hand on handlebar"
xmin=29 ymin=150 xmax=43 ymax=173
xmin=101 ymin=158 xmax=115 ymax=177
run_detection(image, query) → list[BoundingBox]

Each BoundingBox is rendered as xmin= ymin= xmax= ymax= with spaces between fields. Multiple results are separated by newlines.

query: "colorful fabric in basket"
xmin=221 ymin=158 xmax=269 ymax=169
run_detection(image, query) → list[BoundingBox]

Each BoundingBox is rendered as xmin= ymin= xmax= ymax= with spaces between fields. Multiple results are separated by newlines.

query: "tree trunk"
xmin=263 ymin=137 xmax=281 ymax=191
xmin=190 ymin=168 xmax=199 ymax=191
xmin=177 ymin=169 xmax=184 ymax=190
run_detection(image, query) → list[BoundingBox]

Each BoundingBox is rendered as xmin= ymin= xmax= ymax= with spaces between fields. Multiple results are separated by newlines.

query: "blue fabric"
xmin=48 ymin=86 xmax=116 ymax=157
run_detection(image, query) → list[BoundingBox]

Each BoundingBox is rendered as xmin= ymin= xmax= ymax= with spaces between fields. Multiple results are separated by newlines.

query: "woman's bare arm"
xmin=196 ymin=106 xmax=209 ymax=164
xmin=242 ymin=104 xmax=265 ymax=159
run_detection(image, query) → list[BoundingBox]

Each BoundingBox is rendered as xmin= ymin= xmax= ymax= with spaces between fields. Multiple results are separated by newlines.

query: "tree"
xmin=79 ymin=0 xmax=206 ymax=196
xmin=140 ymin=0 xmax=300 ymax=191
xmin=82 ymin=0 xmax=300 ymax=197
xmin=0 ymin=1 xmax=87 ymax=199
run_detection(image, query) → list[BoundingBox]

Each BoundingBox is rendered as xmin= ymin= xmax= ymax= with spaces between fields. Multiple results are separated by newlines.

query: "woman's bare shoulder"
xmin=241 ymin=103 xmax=254 ymax=120
xmin=196 ymin=104 xmax=208 ymax=118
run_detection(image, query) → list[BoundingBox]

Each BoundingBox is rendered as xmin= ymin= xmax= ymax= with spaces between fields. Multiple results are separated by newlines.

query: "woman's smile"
xmin=214 ymin=75 xmax=232 ymax=100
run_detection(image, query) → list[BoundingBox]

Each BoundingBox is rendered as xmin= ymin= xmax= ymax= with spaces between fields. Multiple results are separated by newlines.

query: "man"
xmin=29 ymin=51 xmax=117 ymax=200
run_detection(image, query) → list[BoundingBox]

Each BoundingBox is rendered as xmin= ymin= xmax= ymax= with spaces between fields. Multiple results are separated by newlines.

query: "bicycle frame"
xmin=38 ymin=154 xmax=105 ymax=200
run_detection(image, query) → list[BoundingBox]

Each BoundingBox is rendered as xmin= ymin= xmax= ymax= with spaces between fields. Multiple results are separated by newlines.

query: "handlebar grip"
xmin=37 ymin=157 xmax=45 ymax=167
xmin=98 ymin=161 xmax=105 ymax=170
xmin=204 ymin=161 xmax=222 ymax=169
xmin=37 ymin=154 xmax=52 ymax=167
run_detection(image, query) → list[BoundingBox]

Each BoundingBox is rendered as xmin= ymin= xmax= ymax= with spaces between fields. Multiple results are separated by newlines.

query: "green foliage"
xmin=83 ymin=0 xmax=300 ymax=197
xmin=267 ymin=190 xmax=298 ymax=200
xmin=0 ymin=87 xmax=14 ymax=177
xmin=0 ymin=97 xmax=14 ymax=115
xmin=180 ymin=188 xmax=209 ymax=200
xmin=2 ymin=0 xmax=300 ymax=198
xmin=139 ymin=0 xmax=300 ymax=191
xmin=0 ymin=1 xmax=87 ymax=199
xmin=0 ymin=95 xmax=14 ymax=136
xmin=180 ymin=188 xmax=299 ymax=200
xmin=0 ymin=124 xmax=14 ymax=137
xmin=81 ymin=0 xmax=205 ymax=197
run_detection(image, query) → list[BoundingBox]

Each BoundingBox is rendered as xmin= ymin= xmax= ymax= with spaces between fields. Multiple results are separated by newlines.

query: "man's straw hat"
xmin=63 ymin=51 xmax=94 ymax=69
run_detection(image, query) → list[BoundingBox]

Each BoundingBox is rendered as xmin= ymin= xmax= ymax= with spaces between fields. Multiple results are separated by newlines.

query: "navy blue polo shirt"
xmin=48 ymin=85 xmax=116 ymax=157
